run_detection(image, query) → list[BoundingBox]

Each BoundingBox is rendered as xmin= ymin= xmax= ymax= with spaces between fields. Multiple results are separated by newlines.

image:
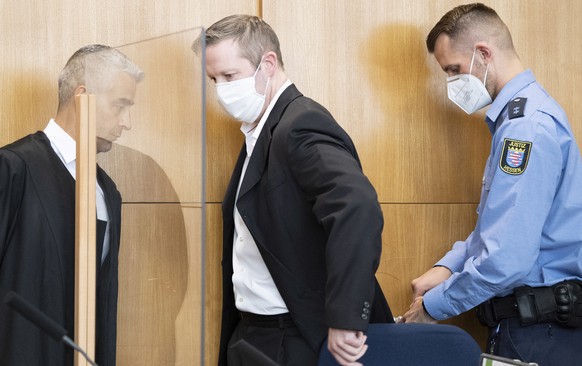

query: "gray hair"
xmin=57 ymin=44 xmax=144 ymax=110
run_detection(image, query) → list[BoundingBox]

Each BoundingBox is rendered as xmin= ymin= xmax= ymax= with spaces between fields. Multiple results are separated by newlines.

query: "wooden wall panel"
xmin=0 ymin=2 xmax=255 ymax=366
xmin=2 ymin=0 xmax=582 ymax=364
xmin=263 ymin=0 xmax=582 ymax=352
xmin=205 ymin=103 xmax=245 ymax=203
xmin=203 ymin=202 xmax=489 ymax=353
xmin=379 ymin=203 xmax=487 ymax=347
xmin=109 ymin=29 xmax=204 ymax=204
xmin=176 ymin=206 xmax=204 ymax=366
xmin=263 ymin=0 xmax=582 ymax=203
xmin=0 ymin=1 xmax=256 ymax=147
xmin=115 ymin=204 xmax=189 ymax=365
xmin=204 ymin=204 xmax=224 ymax=366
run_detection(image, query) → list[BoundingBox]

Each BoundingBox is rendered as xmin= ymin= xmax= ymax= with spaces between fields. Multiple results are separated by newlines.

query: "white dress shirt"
xmin=232 ymin=80 xmax=292 ymax=314
xmin=44 ymin=119 xmax=110 ymax=263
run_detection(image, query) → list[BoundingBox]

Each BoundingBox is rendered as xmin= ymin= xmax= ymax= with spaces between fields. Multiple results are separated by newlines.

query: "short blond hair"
xmin=193 ymin=14 xmax=284 ymax=70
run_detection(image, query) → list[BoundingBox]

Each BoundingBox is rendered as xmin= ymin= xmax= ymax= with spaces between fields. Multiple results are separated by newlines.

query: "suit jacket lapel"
xmin=223 ymin=145 xmax=247 ymax=216
xmin=237 ymin=84 xmax=303 ymax=200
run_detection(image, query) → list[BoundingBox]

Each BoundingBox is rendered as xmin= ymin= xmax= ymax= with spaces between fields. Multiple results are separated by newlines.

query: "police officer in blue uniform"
xmin=402 ymin=4 xmax=582 ymax=365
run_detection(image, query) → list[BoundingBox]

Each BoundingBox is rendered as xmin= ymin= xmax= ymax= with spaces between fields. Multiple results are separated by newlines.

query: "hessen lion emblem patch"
xmin=499 ymin=138 xmax=532 ymax=175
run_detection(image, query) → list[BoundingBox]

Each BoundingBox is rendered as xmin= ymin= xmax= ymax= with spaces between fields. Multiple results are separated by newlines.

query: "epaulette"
xmin=508 ymin=97 xmax=527 ymax=119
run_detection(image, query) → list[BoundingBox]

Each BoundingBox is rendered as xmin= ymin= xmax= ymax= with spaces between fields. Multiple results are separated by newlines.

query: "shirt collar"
xmin=241 ymin=79 xmax=292 ymax=157
xmin=485 ymin=69 xmax=536 ymax=134
xmin=44 ymin=119 xmax=76 ymax=164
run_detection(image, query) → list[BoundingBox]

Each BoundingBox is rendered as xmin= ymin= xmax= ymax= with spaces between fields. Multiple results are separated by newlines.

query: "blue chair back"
xmin=318 ymin=323 xmax=482 ymax=366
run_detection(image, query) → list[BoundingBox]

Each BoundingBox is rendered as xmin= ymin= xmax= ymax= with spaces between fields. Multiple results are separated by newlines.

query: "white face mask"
xmin=446 ymin=49 xmax=492 ymax=114
xmin=215 ymin=59 xmax=270 ymax=123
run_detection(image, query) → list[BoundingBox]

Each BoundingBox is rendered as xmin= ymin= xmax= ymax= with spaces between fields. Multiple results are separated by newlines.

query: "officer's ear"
xmin=474 ymin=43 xmax=492 ymax=62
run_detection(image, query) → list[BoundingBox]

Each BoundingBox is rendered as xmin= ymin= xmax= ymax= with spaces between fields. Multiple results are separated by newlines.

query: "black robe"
xmin=0 ymin=132 xmax=122 ymax=366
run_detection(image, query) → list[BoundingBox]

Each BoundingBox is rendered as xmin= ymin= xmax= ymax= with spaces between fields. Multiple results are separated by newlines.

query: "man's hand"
xmin=411 ymin=266 xmax=452 ymax=299
xmin=402 ymin=296 xmax=437 ymax=324
xmin=327 ymin=328 xmax=368 ymax=366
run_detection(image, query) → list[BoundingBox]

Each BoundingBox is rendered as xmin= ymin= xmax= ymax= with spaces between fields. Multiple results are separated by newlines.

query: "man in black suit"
xmin=197 ymin=15 xmax=393 ymax=366
xmin=0 ymin=44 xmax=143 ymax=366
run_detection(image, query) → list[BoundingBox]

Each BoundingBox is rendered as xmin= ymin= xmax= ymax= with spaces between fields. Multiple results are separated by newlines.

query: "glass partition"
xmin=93 ymin=28 xmax=206 ymax=366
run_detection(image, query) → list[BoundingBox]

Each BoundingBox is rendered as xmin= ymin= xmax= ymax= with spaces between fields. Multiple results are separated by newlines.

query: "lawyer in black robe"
xmin=0 ymin=132 xmax=122 ymax=366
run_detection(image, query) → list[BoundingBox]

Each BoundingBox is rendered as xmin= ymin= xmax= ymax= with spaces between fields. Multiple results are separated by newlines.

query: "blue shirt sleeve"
xmin=435 ymin=232 xmax=475 ymax=274
xmin=424 ymin=112 xmax=563 ymax=320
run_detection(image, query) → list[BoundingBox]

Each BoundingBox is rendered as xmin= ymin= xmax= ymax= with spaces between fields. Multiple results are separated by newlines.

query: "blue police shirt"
xmin=423 ymin=69 xmax=582 ymax=320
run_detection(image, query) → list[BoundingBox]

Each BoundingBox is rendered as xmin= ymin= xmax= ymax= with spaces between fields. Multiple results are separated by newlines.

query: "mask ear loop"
xmin=262 ymin=77 xmax=271 ymax=96
xmin=470 ymin=48 xmax=489 ymax=86
xmin=253 ymin=54 xmax=270 ymax=96
xmin=253 ymin=55 xmax=266 ymax=77
xmin=469 ymin=48 xmax=477 ymax=75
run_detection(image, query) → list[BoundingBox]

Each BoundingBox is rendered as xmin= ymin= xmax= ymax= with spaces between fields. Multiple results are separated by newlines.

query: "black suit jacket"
xmin=0 ymin=132 xmax=122 ymax=366
xmin=219 ymin=85 xmax=393 ymax=365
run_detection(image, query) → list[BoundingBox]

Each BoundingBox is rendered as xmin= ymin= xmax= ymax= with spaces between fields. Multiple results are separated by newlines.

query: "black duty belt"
xmin=483 ymin=295 xmax=520 ymax=321
xmin=477 ymin=280 xmax=582 ymax=328
xmin=240 ymin=312 xmax=295 ymax=328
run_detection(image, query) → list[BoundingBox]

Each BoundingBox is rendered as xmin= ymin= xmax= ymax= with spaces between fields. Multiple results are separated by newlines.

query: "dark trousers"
xmin=489 ymin=318 xmax=582 ymax=366
xmin=227 ymin=313 xmax=318 ymax=366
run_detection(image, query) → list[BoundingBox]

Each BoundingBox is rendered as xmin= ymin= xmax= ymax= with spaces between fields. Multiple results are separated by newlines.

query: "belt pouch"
xmin=476 ymin=300 xmax=498 ymax=327
xmin=514 ymin=286 xmax=537 ymax=326
xmin=532 ymin=287 xmax=557 ymax=323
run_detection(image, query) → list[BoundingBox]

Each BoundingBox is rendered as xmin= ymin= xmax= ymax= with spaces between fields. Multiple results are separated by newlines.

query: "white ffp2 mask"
xmin=447 ymin=49 xmax=492 ymax=114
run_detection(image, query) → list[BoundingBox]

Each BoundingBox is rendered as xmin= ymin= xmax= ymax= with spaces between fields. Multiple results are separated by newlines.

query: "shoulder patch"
xmin=508 ymin=98 xmax=527 ymax=119
xmin=499 ymin=138 xmax=532 ymax=175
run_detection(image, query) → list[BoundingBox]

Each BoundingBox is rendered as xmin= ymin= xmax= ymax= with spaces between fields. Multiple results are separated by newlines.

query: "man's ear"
xmin=262 ymin=51 xmax=278 ymax=77
xmin=474 ymin=43 xmax=492 ymax=62
xmin=75 ymin=85 xmax=87 ymax=96
xmin=69 ymin=85 xmax=87 ymax=110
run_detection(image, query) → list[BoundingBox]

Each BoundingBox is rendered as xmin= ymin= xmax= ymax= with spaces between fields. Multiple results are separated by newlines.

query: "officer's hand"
xmin=402 ymin=296 xmax=437 ymax=324
xmin=327 ymin=328 xmax=367 ymax=366
xmin=411 ymin=266 xmax=452 ymax=299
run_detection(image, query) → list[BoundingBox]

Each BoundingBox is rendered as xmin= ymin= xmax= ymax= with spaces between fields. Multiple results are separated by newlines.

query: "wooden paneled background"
xmin=1 ymin=1 xmax=581 ymax=365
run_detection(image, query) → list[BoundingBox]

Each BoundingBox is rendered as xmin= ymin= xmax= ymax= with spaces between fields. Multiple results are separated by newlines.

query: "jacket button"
xmin=361 ymin=314 xmax=368 ymax=320
xmin=363 ymin=301 xmax=370 ymax=308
